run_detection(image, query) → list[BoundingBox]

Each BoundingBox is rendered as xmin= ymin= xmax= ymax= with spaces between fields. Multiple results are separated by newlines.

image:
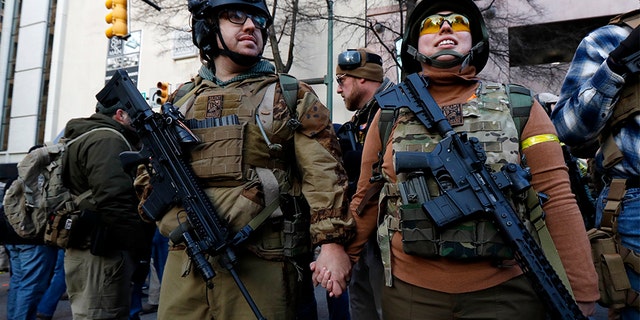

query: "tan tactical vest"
xmin=159 ymin=75 xmax=310 ymax=262
xmin=179 ymin=76 xmax=294 ymax=186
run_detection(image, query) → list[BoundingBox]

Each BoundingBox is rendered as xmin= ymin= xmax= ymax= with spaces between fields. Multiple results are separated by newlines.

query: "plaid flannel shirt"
xmin=551 ymin=24 xmax=640 ymax=178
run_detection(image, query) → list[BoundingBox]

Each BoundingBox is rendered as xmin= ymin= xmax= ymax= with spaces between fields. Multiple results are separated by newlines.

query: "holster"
xmin=281 ymin=195 xmax=311 ymax=258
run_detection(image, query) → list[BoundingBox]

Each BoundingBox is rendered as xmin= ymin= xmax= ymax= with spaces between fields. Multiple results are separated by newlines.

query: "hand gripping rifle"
xmin=96 ymin=70 xmax=266 ymax=320
xmin=375 ymin=73 xmax=586 ymax=320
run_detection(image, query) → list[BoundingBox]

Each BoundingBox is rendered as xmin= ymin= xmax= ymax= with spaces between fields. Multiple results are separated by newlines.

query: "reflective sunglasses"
xmin=219 ymin=9 xmax=268 ymax=30
xmin=419 ymin=13 xmax=470 ymax=35
xmin=337 ymin=50 xmax=383 ymax=70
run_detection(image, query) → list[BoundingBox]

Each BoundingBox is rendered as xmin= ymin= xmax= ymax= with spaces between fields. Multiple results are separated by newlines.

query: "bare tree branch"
xmin=132 ymin=0 xmax=563 ymax=91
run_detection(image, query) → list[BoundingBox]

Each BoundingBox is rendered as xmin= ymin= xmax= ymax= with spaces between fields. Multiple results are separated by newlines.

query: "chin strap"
xmin=407 ymin=41 xmax=484 ymax=71
xmin=215 ymin=28 xmax=263 ymax=66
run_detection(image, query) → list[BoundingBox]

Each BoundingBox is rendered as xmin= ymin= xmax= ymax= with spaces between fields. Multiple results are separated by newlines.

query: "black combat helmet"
xmin=401 ymin=0 xmax=490 ymax=75
xmin=188 ymin=0 xmax=272 ymax=65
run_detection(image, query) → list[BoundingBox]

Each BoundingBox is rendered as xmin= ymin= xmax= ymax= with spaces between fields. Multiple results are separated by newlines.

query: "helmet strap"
xmin=408 ymin=41 xmax=484 ymax=71
xmin=215 ymin=28 xmax=263 ymax=66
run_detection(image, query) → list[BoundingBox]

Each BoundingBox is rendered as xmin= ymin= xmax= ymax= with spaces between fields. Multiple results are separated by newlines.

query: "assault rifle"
xmin=375 ymin=73 xmax=587 ymax=320
xmin=96 ymin=70 xmax=266 ymax=320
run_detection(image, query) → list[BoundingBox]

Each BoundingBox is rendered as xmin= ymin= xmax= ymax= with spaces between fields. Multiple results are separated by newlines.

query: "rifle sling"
xmin=255 ymin=167 xmax=283 ymax=219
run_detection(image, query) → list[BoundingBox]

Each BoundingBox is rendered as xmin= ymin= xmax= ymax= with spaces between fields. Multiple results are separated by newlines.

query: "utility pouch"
xmin=588 ymin=228 xmax=632 ymax=309
xmin=281 ymin=195 xmax=311 ymax=258
xmin=399 ymin=203 xmax=438 ymax=257
xmin=400 ymin=201 xmax=514 ymax=260
xmin=440 ymin=219 xmax=513 ymax=259
xmin=190 ymin=122 xmax=245 ymax=184
xmin=44 ymin=205 xmax=88 ymax=249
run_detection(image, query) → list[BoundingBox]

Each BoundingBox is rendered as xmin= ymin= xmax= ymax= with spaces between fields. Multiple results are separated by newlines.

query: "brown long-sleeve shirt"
xmin=346 ymin=69 xmax=599 ymax=303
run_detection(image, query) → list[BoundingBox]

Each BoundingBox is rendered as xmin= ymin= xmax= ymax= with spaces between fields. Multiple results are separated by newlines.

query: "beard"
xmin=344 ymin=85 xmax=363 ymax=112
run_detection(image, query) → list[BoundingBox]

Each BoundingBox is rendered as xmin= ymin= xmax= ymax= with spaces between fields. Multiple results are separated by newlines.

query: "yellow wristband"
xmin=520 ymin=134 xmax=560 ymax=150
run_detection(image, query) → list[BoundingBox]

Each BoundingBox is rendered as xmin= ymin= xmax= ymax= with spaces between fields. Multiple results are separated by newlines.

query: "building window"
xmin=37 ymin=0 xmax=56 ymax=144
xmin=0 ymin=0 xmax=56 ymax=150
xmin=0 ymin=0 xmax=21 ymax=151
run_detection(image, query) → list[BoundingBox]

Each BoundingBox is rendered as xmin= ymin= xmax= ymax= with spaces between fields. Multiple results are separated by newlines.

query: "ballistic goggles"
xmin=419 ymin=13 xmax=470 ymax=36
xmin=337 ymin=50 xmax=383 ymax=70
xmin=219 ymin=9 xmax=268 ymax=29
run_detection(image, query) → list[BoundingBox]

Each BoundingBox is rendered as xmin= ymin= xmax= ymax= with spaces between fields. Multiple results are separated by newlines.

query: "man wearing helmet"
xmin=314 ymin=0 xmax=599 ymax=319
xmin=154 ymin=0 xmax=354 ymax=319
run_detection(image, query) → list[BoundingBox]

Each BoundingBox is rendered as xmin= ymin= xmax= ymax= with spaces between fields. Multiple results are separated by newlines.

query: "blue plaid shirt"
xmin=551 ymin=24 xmax=639 ymax=178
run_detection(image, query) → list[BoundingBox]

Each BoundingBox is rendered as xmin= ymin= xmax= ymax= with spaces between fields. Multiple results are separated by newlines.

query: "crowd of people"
xmin=1 ymin=0 xmax=638 ymax=319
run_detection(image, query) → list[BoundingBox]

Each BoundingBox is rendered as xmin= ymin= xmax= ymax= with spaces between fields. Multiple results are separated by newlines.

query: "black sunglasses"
xmin=337 ymin=50 xmax=383 ymax=70
xmin=218 ymin=9 xmax=268 ymax=30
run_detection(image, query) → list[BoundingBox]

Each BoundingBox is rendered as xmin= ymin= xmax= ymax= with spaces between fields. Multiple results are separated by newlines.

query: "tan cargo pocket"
xmin=589 ymin=228 xmax=631 ymax=308
xmin=190 ymin=123 xmax=245 ymax=182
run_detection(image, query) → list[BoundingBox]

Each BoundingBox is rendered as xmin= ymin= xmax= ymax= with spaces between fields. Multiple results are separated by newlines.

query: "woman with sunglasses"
xmin=314 ymin=0 xmax=598 ymax=319
xmin=151 ymin=0 xmax=355 ymax=319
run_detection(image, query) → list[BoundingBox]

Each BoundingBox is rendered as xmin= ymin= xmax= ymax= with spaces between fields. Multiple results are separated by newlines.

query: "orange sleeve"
xmin=521 ymin=102 xmax=599 ymax=303
xmin=346 ymin=110 xmax=384 ymax=262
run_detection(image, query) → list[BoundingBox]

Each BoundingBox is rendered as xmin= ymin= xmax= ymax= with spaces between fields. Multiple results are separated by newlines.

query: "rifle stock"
xmin=377 ymin=73 xmax=587 ymax=319
xmin=96 ymin=70 xmax=266 ymax=320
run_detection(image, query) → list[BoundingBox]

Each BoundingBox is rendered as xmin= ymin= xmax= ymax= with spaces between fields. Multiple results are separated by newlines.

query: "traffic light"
xmin=105 ymin=0 xmax=129 ymax=39
xmin=156 ymin=82 xmax=170 ymax=105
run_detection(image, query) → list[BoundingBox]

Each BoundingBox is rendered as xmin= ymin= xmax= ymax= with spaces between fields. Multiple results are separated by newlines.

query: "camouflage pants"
xmin=158 ymin=248 xmax=299 ymax=320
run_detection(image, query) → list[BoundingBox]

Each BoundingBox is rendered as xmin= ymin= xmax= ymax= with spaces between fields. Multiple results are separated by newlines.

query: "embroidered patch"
xmin=442 ymin=104 xmax=464 ymax=126
xmin=206 ymin=95 xmax=223 ymax=118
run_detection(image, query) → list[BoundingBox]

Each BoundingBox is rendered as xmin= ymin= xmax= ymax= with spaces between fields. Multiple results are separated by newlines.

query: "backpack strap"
xmin=506 ymin=84 xmax=562 ymax=151
xmin=278 ymin=73 xmax=299 ymax=117
xmin=67 ymin=127 xmax=132 ymax=151
xmin=66 ymin=127 xmax=133 ymax=206
xmin=505 ymin=83 xmax=534 ymax=137
xmin=357 ymin=107 xmax=396 ymax=215
xmin=172 ymin=75 xmax=204 ymax=108
xmin=370 ymin=107 xmax=396 ymax=183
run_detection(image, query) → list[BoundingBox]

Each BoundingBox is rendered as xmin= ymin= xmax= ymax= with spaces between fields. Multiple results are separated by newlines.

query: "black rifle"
xmin=96 ymin=70 xmax=266 ymax=320
xmin=622 ymin=50 xmax=640 ymax=74
xmin=375 ymin=73 xmax=587 ymax=320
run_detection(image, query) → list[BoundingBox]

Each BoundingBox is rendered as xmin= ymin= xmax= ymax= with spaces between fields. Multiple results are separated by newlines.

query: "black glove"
xmin=608 ymin=26 xmax=640 ymax=74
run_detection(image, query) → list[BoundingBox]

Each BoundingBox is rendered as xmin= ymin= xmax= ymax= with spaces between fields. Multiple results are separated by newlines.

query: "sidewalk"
xmin=0 ymin=270 xmax=334 ymax=319
xmin=0 ymin=270 xmax=157 ymax=320
xmin=0 ymin=269 xmax=608 ymax=319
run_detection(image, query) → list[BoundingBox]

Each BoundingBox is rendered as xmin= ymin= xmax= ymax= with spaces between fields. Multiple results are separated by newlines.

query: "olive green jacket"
xmin=64 ymin=112 xmax=143 ymax=248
